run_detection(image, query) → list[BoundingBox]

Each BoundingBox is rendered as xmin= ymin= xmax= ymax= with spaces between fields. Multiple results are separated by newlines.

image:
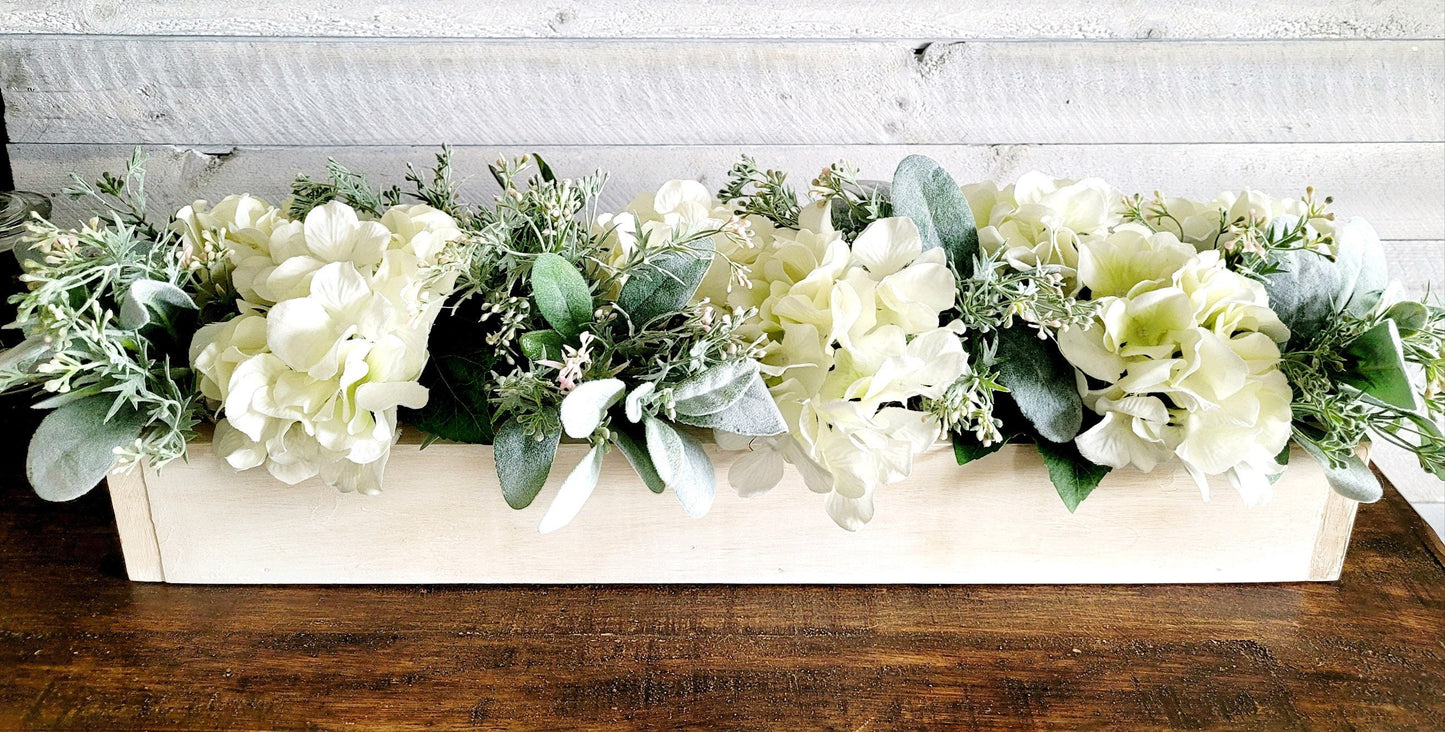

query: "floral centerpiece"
xmin=2 ymin=150 xmax=1440 ymax=533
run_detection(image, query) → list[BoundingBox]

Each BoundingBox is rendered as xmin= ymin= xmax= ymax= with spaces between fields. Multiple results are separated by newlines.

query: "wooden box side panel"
xmin=110 ymin=441 xmax=1356 ymax=584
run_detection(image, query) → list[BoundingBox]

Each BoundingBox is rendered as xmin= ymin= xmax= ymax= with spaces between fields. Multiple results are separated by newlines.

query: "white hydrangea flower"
xmin=716 ymin=209 xmax=967 ymax=530
xmin=961 ymin=171 xmax=1124 ymax=293
xmin=1143 ymin=189 xmax=1334 ymax=253
xmin=188 ymin=201 xmax=461 ymax=494
xmin=1058 ymin=228 xmax=1293 ymax=504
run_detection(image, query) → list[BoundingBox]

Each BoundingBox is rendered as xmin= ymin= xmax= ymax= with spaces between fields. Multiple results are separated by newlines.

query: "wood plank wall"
xmin=1 ymin=1 xmax=1442 ymax=509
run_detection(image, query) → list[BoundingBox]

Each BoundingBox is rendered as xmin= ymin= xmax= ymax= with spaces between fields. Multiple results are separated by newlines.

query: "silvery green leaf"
xmin=996 ymin=325 xmax=1083 ymax=444
xmin=493 ymin=414 xmax=561 ymax=510
xmin=537 ymin=443 xmax=605 ymax=534
xmin=0 ymin=335 xmax=51 ymax=372
xmin=669 ymin=427 xmax=716 ymax=518
xmin=31 ymin=384 xmax=105 ymax=410
xmin=560 ymin=378 xmax=626 ymax=439
xmin=27 ymin=394 xmax=145 ymax=502
xmin=530 ymin=253 xmax=593 ymax=339
xmin=617 ymin=238 xmax=715 ymax=326
xmin=1264 ymin=247 xmax=1343 ymax=342
xmin=644 ymin=416 xmax=685 ymax=485
xmin=118 ymin=280 xmax=197 ymax=330
xmin=624 ymin=382 xmax=655 ymax=423
xmin=1298 ymin=440 xmax=1382 ymax=503
xmin=611 ymin=424 xmax=664 ymax=494
xmin=890 ymin=154 xmax=979 ymax=276
xmin=1341 ymin=319 xmax=1418 ymax=411
xmin=671 ymin=359 xmax=758 ymax=417
xmin=672 ymin=375 xmax=786 ymax=436
xmin=1334 ymin=218 xmax=1388 ymax=317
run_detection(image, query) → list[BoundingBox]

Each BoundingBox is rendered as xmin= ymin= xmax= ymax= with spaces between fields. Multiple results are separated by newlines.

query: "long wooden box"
xmin=106 ymin=437 xmax=1358 ymax=584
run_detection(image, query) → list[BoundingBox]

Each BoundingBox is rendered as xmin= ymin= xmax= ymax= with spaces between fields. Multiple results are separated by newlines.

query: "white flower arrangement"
xmin=3 ymin=151 xmax=1441 ymax=534
xmin=186 ymin=198 xmax=461 ymax=493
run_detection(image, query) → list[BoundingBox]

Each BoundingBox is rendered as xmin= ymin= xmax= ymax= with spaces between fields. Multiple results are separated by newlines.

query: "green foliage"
xmin=994 ymin=325 xmax=1084 ymax=444
xmin=26 ymin=394 xmax=147 ymax=502
xmin=953 ymin=432 xmax=1006 ymax=466
xmin=1340 ymin=320 xmax=1416 ymax=411
xmin=611 ymin=424 xmax=665 ymax=494
xmin=890 ymin=154 xmax=979 ymax=276
xmin=2 ymin=159 xmax=211 ymax=499
xmin=494 ymin=414 xmax=562 ymax=509
xmin=718 ymin=156 xmax=800 ymax=229
xmin=616 ymin=239 xmax=715 ymax=328
xmin=530 ymin=253 xmax=593 ymax=339
xmin=1036 ymin=438 xmax=1110 ymax=512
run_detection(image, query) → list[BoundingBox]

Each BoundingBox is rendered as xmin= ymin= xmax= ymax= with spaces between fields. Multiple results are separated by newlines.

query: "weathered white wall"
xmin=1 ymin=1 xmax=1442 ymax=529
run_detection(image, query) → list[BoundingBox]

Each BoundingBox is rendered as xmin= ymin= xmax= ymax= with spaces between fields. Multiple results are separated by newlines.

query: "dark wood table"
xmin=1 ymin=464 xmax=1441 ymax=731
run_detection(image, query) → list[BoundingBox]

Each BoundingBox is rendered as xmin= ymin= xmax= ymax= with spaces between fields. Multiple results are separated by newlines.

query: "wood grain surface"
xmin=3 ymin=39 xmax=1441 ymax=146
xmin=2 ymin=0 xmax=1441 ymax=39
xmin=1 ymin=448 xmax=1442 ymax=729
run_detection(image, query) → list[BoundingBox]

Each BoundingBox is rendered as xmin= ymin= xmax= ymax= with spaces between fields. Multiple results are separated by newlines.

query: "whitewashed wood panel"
xmin=2 ymin=39 xmax=1440 ymax=146
xmin=109 ymin=439 xmax=1355 ymax=584
xmin=10 ymin=143 xmax=1444 ymax=243
xmin=2 ymin=1 xmax=1439 ymax=39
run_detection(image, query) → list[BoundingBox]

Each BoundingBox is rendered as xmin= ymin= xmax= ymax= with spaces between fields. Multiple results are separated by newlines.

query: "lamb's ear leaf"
xmin=671 ymin=359 xmax=758 ymax=417
xmin=27 ymin=395 xmax=145 ymax=502
xmin=644 ymin=416 xmax=686 ymax=485
xmin=890 ymin=154 xmax=978 ymax=276
xmin=1341 ymin=319 xmax=1418 ymax=411
xmin=519 ymin=330 xmax=565 ymax=364
xmin=493 ymin=414 xmax=561 ymax=510
xmin=1335 ymin=218 xmax=1388 ymax=317
xmin=669 ymin=427 xmax=716 ymax=518
xmin=1035 ymin=438 xmax=1109 ymax=513
xmin=672 ymin=375 xmax=787 ymax=437
xmin=612 ymin=424 xmax=665 ymax=494
xmin=618 ymin=238 xmax=715 ymax=326
xmin=995 ymin=325 xmax=1083 ymax=444
xmin=118 ymin=280 xmax=197 ymax=330
xmin=1263 ymin=248 xmax=1343 ymax=344
xmin=537 ymin=443 xmax=605 ymax=534
xmin=530 ymin=253 xmax=593 ymax=339
xmin=1298 ymin=440 xmax=1382 ymax=503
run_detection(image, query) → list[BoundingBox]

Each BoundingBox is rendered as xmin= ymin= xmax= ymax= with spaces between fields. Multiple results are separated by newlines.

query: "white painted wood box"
xmin=106 ymin=437 xmax=1357 ymax=584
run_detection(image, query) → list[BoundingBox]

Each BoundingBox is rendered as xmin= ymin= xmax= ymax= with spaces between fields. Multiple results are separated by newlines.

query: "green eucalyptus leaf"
xmin=1298 ymin=440 xmax=1382 ymax=503
xmin=672 ymin=375 xmax=787 ymax=437
xmin=890 ymin=154 xmax=979 ymax=276
xmin=996 ymin=325 xmax=1083 ymax=444
xmin=26 ymin=395 xmax=145 ymax=502
xmin=953 ymin=433 xmax=1006 ymax=466
xmin=530 ymin=253 xmax=593 ymax=339
xmin=671 ymin=360 xmax=758 ymax=417
xmin=493 ymin=414 xmax=561 ymax=510
xmin=1384 ymin=301 xmax=1429 ymax=337
xmin=612 ymin=424 xmax=665 ymax=494
xmin=519 ymin=330 xmax=565 ymax=363
xmin=1035 ymin=438 xmax=1110 ymax=512
xmin=1341 ymin=319 xmax=1418 ymax=411
xmin=617 ymin=238 xmax=715 ymax=326
xmin=118 ymin=280 xmax=197 ymax=331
